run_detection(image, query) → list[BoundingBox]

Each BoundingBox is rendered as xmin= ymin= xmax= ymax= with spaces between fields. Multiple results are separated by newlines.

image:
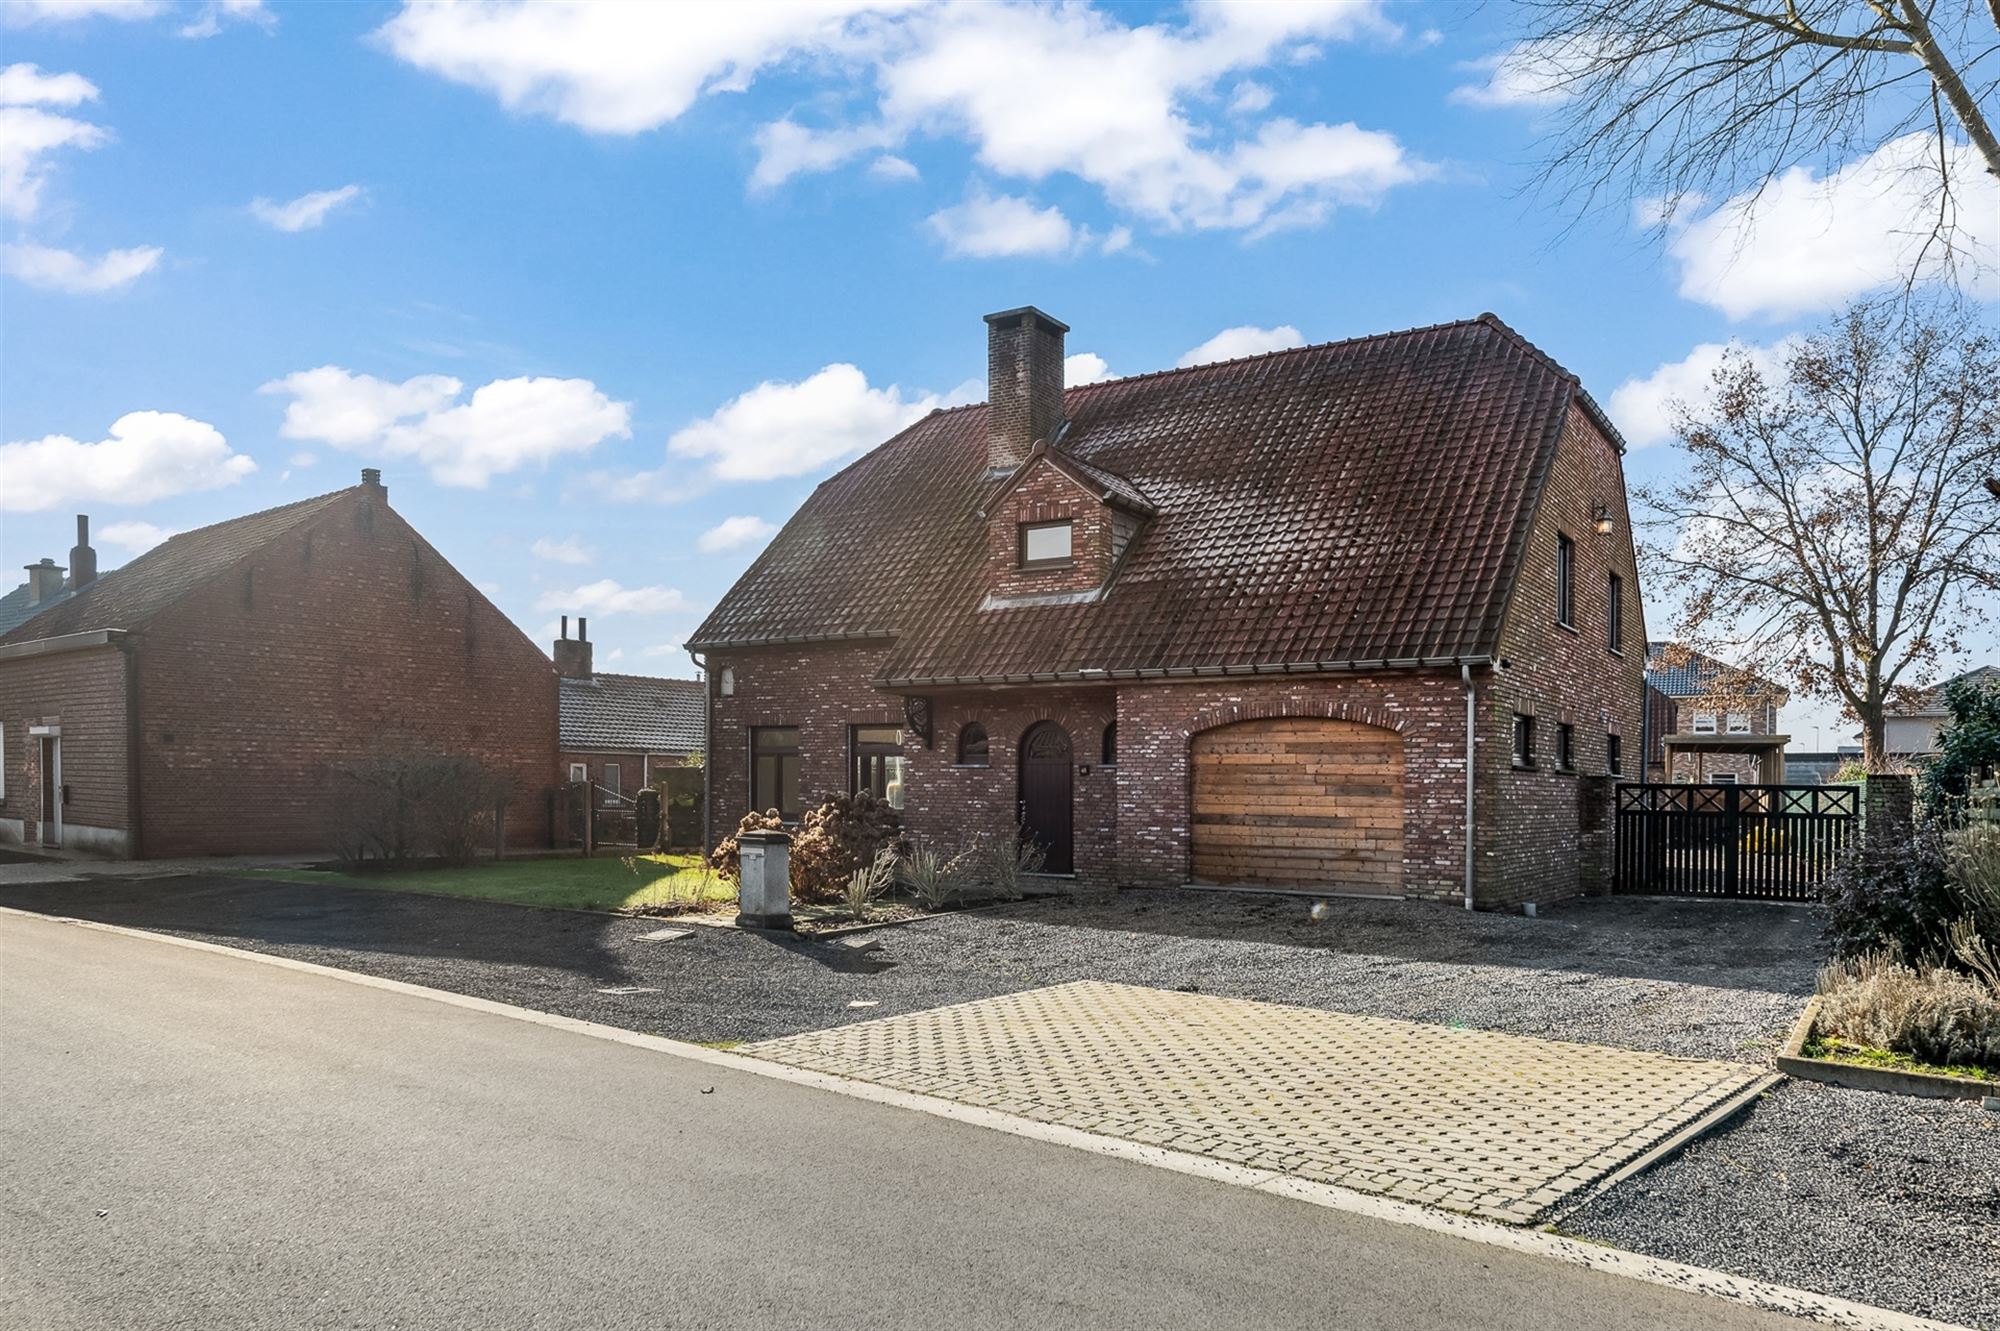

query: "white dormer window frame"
xmin=1691 ymin=711 xmax=1717 ymax=734
xmin=1726 ymin=711 xmax=1751 ymax=734
xmin=1019 ymin=519 xmax=1074 ymax=567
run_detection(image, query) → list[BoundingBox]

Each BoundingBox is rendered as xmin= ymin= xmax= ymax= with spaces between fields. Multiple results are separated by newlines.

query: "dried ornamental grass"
xmin=1815 ymin=952 xmax=2000 ymax=1071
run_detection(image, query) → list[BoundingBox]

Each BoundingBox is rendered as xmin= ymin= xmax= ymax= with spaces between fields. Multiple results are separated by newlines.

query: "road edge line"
xmin=0 ymin=906 xmax=1964 ymax=1331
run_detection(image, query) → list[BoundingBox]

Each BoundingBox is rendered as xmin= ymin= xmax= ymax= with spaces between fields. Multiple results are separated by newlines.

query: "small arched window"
xmin=957 ymin=722 xmax=989 ymax=766
xmin=1101 ymin=721 xmax=1118 ymax=766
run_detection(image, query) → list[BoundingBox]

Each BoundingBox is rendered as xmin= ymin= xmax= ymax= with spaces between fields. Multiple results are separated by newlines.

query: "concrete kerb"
xmin=1777 ymin=997 xmax=2000 ymax=1101
xmin=0 ymin=905 xmax=1965 ymax=1331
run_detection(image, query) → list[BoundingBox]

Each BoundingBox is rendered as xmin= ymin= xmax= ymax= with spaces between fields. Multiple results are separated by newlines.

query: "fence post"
xmin=735 ymin=829 xmax=793 ymax=931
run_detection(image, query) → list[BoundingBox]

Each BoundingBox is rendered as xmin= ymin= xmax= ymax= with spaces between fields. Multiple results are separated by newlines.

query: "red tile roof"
xmin=689 ymin=315 xmax=1615 ymax=685
xmin=0 ymin=488 xmax=355 ymax=645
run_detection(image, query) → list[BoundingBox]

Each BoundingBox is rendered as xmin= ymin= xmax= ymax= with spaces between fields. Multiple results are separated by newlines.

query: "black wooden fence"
xmin=1614 ymin=782 xmax=1857 ymax=901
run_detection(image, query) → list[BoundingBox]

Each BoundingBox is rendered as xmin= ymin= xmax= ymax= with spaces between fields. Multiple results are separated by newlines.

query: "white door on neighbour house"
xmin=34 ymin=731 xmax=61 ymax=848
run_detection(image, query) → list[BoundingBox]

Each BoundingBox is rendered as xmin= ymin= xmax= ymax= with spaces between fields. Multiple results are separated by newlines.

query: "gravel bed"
xmin=1567 ymin=1078 xmax=2000 ymax=1328
xmin=13 ymin=873 xmax=1990 ymax=1324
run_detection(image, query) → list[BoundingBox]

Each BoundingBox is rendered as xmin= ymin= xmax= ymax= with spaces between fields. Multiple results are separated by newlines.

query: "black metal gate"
xmin=1614 ymin=783 xmax=1857 ymax=900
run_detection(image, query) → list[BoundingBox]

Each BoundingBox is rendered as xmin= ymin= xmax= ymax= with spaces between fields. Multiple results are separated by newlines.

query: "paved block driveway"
xmin=747 ymin=980 xmax=1776 ymax=1225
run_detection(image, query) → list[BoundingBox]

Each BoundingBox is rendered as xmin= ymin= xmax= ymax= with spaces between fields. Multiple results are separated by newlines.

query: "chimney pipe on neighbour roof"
xmin=359 ymin=467 xmax=386 ymax=501
xmin=984 ymin=305 xmax=1068 ymax=475
xmin=67 ymin=515 xmax=97 ymax=590
xmin=553 ymin=616 xmax=593 ymax=680
xmin=23 ymin=558 xmax=64 ymax=605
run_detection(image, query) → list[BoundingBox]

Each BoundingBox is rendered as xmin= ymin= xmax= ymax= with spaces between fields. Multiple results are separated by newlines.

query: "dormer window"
xmin=1020 ymin=520 xmax=1073 ymax=567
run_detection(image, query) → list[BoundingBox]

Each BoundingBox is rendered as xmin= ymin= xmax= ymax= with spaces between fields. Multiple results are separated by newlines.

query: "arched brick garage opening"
xmin=1189 ymin=717 xmax=1405 ymax=894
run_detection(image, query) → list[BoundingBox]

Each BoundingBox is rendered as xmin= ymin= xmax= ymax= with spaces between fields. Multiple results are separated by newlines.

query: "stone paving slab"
xmin=744 ymin=980 xmax=1777 ymax=1224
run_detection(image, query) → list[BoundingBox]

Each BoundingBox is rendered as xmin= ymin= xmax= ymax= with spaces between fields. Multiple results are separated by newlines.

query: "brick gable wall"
xmin=983 ymin=464 xmax=1118 ymax=601
xmin=1483 ymin=405 xmax=1647 ymax=906
xmin=0 ymin=644 xmax=130 ymax=854
xmin=129 ymin=492 xmax=557 ymax=856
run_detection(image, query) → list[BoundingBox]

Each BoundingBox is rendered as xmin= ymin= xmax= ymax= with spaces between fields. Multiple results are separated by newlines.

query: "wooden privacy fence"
xmin=1614 ymin=782 xmax=1857 ymax=901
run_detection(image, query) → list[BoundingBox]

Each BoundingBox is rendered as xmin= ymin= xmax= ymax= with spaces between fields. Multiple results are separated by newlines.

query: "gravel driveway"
xmin=4 ymin=873 xmax=1993 ymax=1325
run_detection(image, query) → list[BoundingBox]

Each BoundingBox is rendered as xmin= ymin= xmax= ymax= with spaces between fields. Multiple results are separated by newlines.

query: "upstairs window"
xmin=1691 ymin=712 xmax=1717 ymax=734
xmin=1020 ymin=520 xmax=1073 ymax=567
xmin=750 ymin=726 xmax=802 ymax=820
xmin=1607 ymin=573 xmax=1623 ymax=652
xmin=1556 ymin=723 xmax=1575 ymax=772
xmin=1727 ymin=711 xmax=1751 ymax=734
xmin=957 ymin=722 xmax=989 ymax=767
xmin=1555 ymin=532 xmax=1575 ymax=628
xmin=1512 ymin=714 xmax=1535 ymax=768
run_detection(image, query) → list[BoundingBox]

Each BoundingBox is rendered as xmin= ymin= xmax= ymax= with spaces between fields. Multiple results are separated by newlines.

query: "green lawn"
xmin=232 ymin=853 xmax=736 ymax=914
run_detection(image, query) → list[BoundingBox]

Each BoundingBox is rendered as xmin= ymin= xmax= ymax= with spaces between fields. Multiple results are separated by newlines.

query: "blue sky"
xmin=2 ymin=0 xmax=1994 ymax=751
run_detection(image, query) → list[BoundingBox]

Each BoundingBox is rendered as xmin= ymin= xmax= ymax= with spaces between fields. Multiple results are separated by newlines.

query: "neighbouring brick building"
xmin=555 ymin=615 xmax=706 ymax=795
xmin=1642 ymin=643 xmax=1790 ymax=783
xmin=0 ymin=471 xmax=557 ymax=857
xmin=687 ymin=307 xmax=1648 ymax=909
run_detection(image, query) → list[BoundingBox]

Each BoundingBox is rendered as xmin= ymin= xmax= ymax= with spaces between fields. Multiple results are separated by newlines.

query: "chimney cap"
xmin=360 ymin=467 xmax=383 ymax=487
xmin=983 ymin=305 xmax=1069 ymax=335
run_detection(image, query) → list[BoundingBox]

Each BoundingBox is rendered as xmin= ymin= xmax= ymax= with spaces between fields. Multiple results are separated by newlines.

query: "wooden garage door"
xmin=1190 ymin=718 xmax=1404 ymax=893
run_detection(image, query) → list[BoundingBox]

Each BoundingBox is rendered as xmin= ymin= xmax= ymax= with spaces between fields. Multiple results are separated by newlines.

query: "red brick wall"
xmin=1484 ymin=405 xmax=1647 ymax=905
xmin=131 ymin=490 xmax=558 ymax=856
xmin=0 ymin=644 xmax=130 ymax=852
xmin=983 ymin=463 xmax=1116 ymax=601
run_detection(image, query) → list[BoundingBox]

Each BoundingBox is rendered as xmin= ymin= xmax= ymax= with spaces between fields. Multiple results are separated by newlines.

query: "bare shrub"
xmin=326 ymin=750 xmax=507 ymax=868
xmin=842 ymin=845 xmax=899 ymax=919
xmin=707 ymin=809 xmax=784 ymax=883
xmin=903 ymin=843 xmax=976 ymax=910
xmin=975 ymin=830 xmax=1047 ymax=900
xmin=1816 ymin=952 xmax=2000 ymax=1071
xmin=790 ymin=791 xmax=903 ymax=903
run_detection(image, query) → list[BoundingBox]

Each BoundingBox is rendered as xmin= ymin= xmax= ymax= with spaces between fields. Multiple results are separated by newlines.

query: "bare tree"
xmin=1510 ymin=0 xmax=1999 ymax=284
xmin=1640 ymin=300 xmax=2000 ymax=769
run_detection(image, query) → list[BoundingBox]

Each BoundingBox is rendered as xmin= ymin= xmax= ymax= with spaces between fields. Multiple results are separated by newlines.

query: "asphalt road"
xmin=0 ymin=911 xmax=1819 ymax=1331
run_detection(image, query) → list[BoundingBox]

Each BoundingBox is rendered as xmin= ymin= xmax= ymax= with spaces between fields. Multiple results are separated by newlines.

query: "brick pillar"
xmin=1576 ymin=774 xmax=1614 ymax=895
xmin=1862 ymin=774 xmax=1914 ymax=840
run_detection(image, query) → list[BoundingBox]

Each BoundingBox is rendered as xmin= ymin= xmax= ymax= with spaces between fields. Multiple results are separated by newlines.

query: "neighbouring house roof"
xmin=690 ymin=314 xmax=1622 ymax=684
xmin=560 ymin=673 xmax=706 ymax=753
xmin=0 ymin=490 xmax=354 ymax=647
xmin=1888 ymin=664 xmax=1999 ymax=717
xmin=1643 ymin=642 xmax=1789 ymax=704
xmin=0 ymin=578 xmax=74 ymax=637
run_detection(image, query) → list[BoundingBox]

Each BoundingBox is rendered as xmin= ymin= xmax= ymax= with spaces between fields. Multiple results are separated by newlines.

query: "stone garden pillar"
xmin=735 ymin=829 xmax=794 ymax=932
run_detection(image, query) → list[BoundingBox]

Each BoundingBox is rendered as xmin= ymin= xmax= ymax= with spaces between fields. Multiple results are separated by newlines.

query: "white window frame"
xmin=569 ymin=762 xmax=587 ymax=784
xmin=603 ymin=762 xmax=622 ymax=799
xmin=1726 ymin=711 xmax=1751 ymax=734
xmin=1691 ymin=711 xmax=1717 ymax=734
xmin=1710 ymin=772 xmax=1739 ymax=784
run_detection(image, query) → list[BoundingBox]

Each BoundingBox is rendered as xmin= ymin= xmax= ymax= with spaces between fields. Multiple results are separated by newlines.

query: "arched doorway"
xmin=1190 ymin=717 xmax=1404 ymax=894
xmin=1017 ymin=721 xmax=1073 ymax=874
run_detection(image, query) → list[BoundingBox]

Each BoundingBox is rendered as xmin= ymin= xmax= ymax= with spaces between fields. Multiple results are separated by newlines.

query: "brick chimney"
xmin=67 ymin=515 xmax=97 ymax=590
xmin=984 ymin=305 xmax=1068 ymax=474
xmin=360 ymin=467 xmax=386 ymax=501
xmin=23 ymin=558 xmax=64 ymax=604
xmin=554 ymin=614 xmax=593 ymax=679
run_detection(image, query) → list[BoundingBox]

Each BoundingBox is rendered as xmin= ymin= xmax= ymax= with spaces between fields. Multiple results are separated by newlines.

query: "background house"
xmin=690 ymin=306 xmax=1646 ymax=909
xmin=555 ymin=616 xmax=705 ymax=797
xmin=1643 ymin=643 xmax=1790 ymax=783
xmin=0 ymin=471 xmax=557 ymax=858
xmin=1883 ymin=665 xmax=1997 ymax=760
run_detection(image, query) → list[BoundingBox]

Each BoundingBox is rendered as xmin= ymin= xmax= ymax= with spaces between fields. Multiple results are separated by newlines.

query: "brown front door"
xmin=1017 ymin=722 xmax=1073 ymax=874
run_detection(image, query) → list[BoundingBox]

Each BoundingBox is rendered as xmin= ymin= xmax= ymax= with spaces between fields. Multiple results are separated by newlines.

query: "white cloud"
xmin=531 ymin=535 xmax=594 ymax=566
xmin=927 ymin=190 xmax=1083 ymax=258
xmin=1177 ymin=323 xmax=1304 ymax=367
xmin=375 ymin=0 xmax=911 ymax=135
xmin=3 ymin=241 xmax=162 ymax=293
xmin=97 ymin=519 xmax=180 ymax=553
xmin=378 ymin=1 xmax=1422 ymax=238
xmin=1449 ymin=36 xmax=1608 ymax=109
xmin=697 ymin=515 xmax=778 ymax=553
xmin=0 ymin=411 xmax=255 ymax=512
xmin=180 ymin=0 xmax=273 ymax=38
xmin=262 ymin=366 xmax=632 ymax=488
xmin=1607 ymin=338 xmax=1800 ymax=448
xmin=251 ymin=183 xmax=363 ymax=232
xmin=868 ymin=153 xmax=919 ymax=182
xmin=666 ymin=362 xmax=940 ymax=481
xmin=2 ymin=1 xmax=162 ymax=26
xmin=287 ymin=450 xmax=317 ymax=467
xmin=535 ymin=580 xmax=691 ymax=616
xmin=0 ymin=101 xmax=108 ymax=220
xmin=1064 ymin=352 xmax=1113 ymax=385
xmin=1663 ymin=135 xmax=2000 ymax=320
xmin=0 ymin=63 xmax=98 ymax=106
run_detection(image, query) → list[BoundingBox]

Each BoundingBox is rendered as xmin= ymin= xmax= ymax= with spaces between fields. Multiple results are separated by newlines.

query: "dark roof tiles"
xmin=560 ymin=672 xmax=706 ymax=752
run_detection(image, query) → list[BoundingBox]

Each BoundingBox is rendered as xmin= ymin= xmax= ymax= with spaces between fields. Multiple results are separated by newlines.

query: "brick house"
xmin=554 ymin=615 xmax=706 ymax=796
xmin=1642 ymin=643 xmax=1789 ymax=783
xmin=688 ymin=308 xmax=1647 ymax=909
xmin=0 ymin=471 xmax=557 ymax=857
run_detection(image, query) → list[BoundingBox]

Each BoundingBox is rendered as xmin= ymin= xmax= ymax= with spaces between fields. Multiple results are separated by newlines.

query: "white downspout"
xmin=1462 ymin=662 xmax=1477 ymax=911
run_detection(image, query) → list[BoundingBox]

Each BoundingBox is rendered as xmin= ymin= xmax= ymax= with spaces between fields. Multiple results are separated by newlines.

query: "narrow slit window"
xmin=1555 ymin=533 xmax=1575 ymax=628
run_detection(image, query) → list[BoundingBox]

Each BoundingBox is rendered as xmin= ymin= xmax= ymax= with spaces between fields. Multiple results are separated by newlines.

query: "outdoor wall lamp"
xmin=1593 ymin=504 xmax=1614 ymax=534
